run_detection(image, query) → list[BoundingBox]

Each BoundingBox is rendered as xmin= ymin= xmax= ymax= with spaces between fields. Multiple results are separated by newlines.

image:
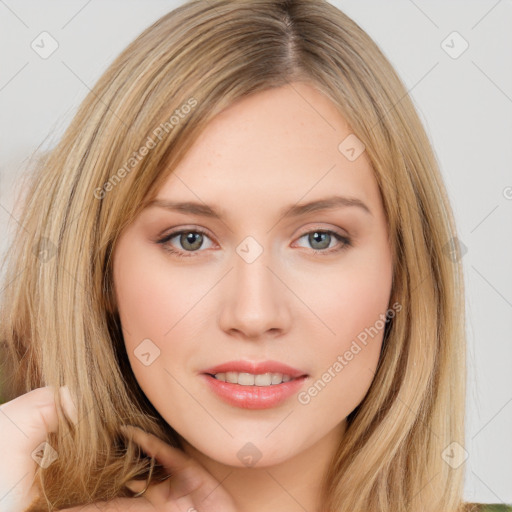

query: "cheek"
xmin=113 ymin=241 xmax=198 ymax=339
xmin=301 ymin=249 xmax=392 ymax=351
xmin=296 ymin=244 xmax=392 ymax=401
xmin=113 ymin=241 xmax=209 ymax=387
xmin=297 ymin=273 xmax=390 ymax=417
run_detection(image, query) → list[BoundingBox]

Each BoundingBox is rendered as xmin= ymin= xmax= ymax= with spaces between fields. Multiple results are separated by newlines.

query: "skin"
xmin=112 ymin=81 xmax=394 ymax=512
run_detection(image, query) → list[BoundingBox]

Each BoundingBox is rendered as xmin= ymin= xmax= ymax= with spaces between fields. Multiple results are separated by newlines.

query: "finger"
xmin=59 ymin=385 xmax=79 ymax=426
xmin=0 ymin=386 xmax=76 ymax=512
xmin=0 ymin=386 xmax=78 ymax=444
xmin=0 ymin=387 xmax=59 ymax=439
xmin=120 ymin=428 xmax=238 ymax=511
xmin=124 ymin=476 xmax=174 ymax=510
xmin=125 ymin=478 xmax=147 ymax=494
xmin=60 ymin=496 xmax=154 ymax=512
xmin=120 ymin=426 xmax=231 ymax=507
xmin=120 ymin=426 xmax=197 ymax=476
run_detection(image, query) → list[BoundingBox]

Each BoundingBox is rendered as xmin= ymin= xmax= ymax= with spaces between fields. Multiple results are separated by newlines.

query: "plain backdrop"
xmin=0 ymin=0 xmax=511 ymax=503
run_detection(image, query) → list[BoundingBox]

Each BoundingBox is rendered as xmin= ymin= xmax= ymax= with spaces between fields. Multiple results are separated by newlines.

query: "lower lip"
xmin=201 ymin=374 xmax=308 ymax=409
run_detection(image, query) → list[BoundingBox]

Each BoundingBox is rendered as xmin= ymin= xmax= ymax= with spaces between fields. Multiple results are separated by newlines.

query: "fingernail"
xmin=125 ymin=478 xmax=146 ymax=494
xmin=120 ymin=425 xmax=137 ymax=438
xmin=59 ymin=385 xmax=78 ymax=425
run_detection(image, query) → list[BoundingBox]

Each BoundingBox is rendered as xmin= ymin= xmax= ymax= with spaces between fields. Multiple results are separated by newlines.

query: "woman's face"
xmin=112 ymin=82 xmax=394 ymax=468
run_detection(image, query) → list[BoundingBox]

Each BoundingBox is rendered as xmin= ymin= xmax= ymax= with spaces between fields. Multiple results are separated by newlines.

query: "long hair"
xmin=0 ymin=1 xmax=473 ymax=510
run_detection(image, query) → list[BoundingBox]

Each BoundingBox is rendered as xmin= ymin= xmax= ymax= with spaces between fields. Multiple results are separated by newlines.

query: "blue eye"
xmin=156 ymin=228 xmax=213 ymax=258
xmin=294 ymin=230 xmax=352 ymax=254
xmin=156 ymin=228 xmax=351 ymax=259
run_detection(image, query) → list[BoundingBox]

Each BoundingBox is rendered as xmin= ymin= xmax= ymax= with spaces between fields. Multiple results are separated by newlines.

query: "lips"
xmin=202 ymin=360 xmax=308 ymax=379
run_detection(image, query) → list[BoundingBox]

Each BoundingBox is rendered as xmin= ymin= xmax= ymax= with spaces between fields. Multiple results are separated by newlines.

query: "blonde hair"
xmin=0 ymin=0 xmax=476 ymax=510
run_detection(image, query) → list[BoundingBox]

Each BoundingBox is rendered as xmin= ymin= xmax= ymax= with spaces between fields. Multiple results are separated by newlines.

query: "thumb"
xmin=0 ymin=386 xmax=78 ymax=447
xmin=0 ymin=386 xmax=78 ymax=512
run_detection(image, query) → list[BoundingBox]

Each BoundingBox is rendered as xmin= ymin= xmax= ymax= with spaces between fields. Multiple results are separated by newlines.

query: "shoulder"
xmin=476 ymin=505 xmax=512 ymax=512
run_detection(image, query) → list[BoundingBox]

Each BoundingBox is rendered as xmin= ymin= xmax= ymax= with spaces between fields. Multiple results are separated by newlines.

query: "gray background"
xmin=0 ymin=0 xmax=511 ymax=503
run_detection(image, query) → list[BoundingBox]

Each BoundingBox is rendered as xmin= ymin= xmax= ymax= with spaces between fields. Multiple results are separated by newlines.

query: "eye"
xmin=293 ymin=228 xmax=352 ymax=255
xmin=156 ymin=226 xmax=352 ymax=259
xmin=156 ymin=228 xmax=215 ymax=258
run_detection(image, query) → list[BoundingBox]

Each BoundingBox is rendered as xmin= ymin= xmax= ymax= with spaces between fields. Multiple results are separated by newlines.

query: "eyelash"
xmin=156 ymin=227 xmax=352 ymax=259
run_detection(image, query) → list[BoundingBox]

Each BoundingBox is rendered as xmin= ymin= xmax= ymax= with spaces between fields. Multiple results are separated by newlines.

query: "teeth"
xmin=213 ymin=372 xmax=293 ymax=386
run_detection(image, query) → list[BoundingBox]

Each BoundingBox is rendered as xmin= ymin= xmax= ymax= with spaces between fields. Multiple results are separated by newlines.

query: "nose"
xmin=217 ymin=247 xmax=292 ymax=340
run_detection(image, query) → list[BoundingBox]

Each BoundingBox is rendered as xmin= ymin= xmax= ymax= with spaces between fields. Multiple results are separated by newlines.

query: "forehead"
xmin=155 ymin=82 xmax=379 ymax=213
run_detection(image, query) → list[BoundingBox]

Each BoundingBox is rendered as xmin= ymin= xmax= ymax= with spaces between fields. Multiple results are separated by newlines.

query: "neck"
xmin=180 ymin=420 xmax=346 ymax=512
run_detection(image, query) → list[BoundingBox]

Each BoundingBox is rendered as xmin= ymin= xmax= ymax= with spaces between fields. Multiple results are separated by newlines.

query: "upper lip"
xmin=202 ymin=360 xmax=308 ymax=379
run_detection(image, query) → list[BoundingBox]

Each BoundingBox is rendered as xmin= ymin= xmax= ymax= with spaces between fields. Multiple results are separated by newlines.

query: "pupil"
xmin=310 ymin=232 xmax=329 ymax=250
xmin=183 ymin=232 xmax=202 ymax=250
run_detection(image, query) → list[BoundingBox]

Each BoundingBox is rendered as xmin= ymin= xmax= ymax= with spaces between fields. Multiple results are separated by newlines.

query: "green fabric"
xmin=479 ymin=505 xmax=512 ymax=511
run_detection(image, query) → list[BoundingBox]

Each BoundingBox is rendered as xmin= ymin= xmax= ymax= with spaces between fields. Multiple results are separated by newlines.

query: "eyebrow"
xmin=144 ymin=195 xmax=372 ymax=219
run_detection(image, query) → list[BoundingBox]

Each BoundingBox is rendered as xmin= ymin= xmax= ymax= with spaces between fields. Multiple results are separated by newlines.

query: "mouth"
xmin=200 ymin=360 xmax=309 ymax=409
xmin=205 ymin=371 xmax=305 ymax=386
xmin=201 ymin=359 xmax=308 ymax=383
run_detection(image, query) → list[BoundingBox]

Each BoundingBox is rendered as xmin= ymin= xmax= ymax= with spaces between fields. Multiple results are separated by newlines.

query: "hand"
xmin=61 ymin=425 xmax=238 ymax=512
xmin=0 ymin=386 xmax=78 ymax=512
